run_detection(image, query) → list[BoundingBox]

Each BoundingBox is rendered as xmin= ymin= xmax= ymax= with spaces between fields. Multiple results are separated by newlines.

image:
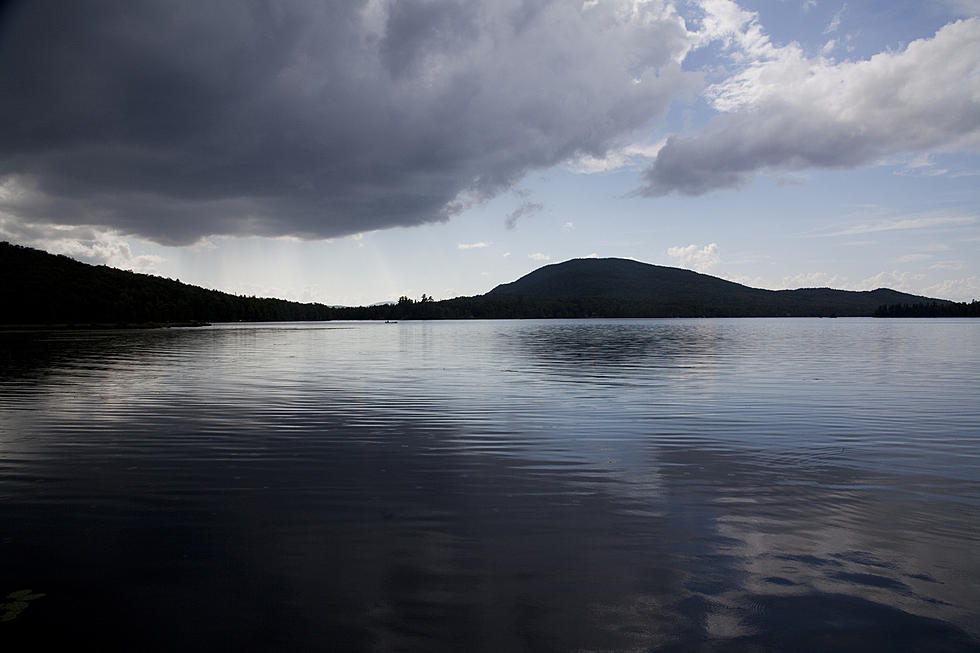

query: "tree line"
xmin=5 ymin=241 xmax=974 ymax=326
xmin=873 ymin=301 xmax=980 ymax=317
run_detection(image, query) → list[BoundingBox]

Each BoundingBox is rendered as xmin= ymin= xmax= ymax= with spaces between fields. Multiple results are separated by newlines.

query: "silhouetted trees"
xmin=874 ymin=301 xmax=979 ymax=317
xmin=1 ymin=241 xmax=337 ymax=326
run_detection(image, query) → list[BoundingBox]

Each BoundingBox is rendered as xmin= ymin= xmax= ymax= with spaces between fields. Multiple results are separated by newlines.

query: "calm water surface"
xmin=1 ymin=319 xmax=978 ymax=651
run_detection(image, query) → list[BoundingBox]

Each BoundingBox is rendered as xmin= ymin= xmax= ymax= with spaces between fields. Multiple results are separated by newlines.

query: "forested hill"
xmin=1 ymin=243 xmax=961 ymax=325
xmin=0 ymin=241 xmax=335 ymax=325
xmin=478 ymin=257 xmax=948 ymax=318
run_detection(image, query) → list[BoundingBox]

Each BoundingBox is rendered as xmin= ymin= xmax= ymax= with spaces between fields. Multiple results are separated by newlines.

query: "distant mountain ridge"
xmin=0 ymin=243 xmax=959 ymax=325
xmin=489 ymin=257 xmax=738 ymax=298
xmin=481 ymin=257 xmax=946 ymax=317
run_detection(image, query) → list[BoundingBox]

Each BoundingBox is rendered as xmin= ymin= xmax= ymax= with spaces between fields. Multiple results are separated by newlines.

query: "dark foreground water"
xmin=1 ymin=318 xmax=978 ymax=651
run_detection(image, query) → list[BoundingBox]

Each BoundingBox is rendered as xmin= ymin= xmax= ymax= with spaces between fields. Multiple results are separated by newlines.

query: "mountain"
xmin=475 ymin=257 xmax=947 ymax=318
xmin=0 ymin=243 xmax=961 ymax=325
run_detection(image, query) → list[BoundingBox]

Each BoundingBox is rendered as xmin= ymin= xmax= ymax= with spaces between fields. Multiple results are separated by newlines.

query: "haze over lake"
xmin=1 ymin=318 xmax=978 ymax=651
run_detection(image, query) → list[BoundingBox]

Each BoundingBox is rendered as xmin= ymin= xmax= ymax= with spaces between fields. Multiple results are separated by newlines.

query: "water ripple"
xmin=1 ymin=319 xmax=978 ymax=651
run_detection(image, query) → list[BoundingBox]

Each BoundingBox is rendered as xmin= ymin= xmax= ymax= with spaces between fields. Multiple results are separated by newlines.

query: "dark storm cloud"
xmin=504 ymin=200 xmax=543 ymax=230
xmin=0 ymin=0 xmax=697 ymax=245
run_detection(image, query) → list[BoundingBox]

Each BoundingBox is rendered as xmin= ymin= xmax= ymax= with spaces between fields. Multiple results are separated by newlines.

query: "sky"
xmin=1 ymin=0 xmax=978 ymax=305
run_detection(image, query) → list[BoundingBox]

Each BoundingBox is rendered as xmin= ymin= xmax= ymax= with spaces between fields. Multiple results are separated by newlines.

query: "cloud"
xmin=0 ymin=218 xmax=164 ymax=273
xmin=691 ymin=0 xmax=775 ymax=61
xmin=528 ymin=252 xmax=551 ymax=261
xmin=823 ymin=215 xmax=976 ymax=236
xmin=568 ymin=139 xmax=667 ymax=174
xmin=458 ymin=242 xmax=489 ymax=249
xmin=642 ymin=16 xmax=980 ymax=196
xmin=505 ymin=201 xmax=544 ymax=230
xmin=895 ymin=154 xmax=950 ymax=177
xmin=728 ymin=273 xmax=769 ymax=288
xmin=666 ymin=242 xmax=721 ymax=272
xmin=780 ymin=271 xmax=846 ymax=289
xmin=735 ymin=263 xmax=979 ymax=301
xmin=824 ymin=3 xmax=846 ymax=34
xmin=928 ymin=260 xmax=966 ymax=271
xmin=893 ymin=253 xmax=933 ymax=264
xmin=855 ymin=270 xmax=927 ymax=292
xmin=0 ymin=0 xmax=699 ymax=245
xmin=924 ymin=276 xmax=980 ymax=301
xmin=750 ymin=266 xmax=980 ymax=301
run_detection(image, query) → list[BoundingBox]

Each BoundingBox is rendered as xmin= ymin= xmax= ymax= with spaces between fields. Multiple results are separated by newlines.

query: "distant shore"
xmin=4 ymin=242 xmax=975 ymax=326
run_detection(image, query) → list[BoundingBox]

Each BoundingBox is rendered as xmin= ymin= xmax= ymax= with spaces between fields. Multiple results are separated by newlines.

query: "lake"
xmin=1 ymin=318 xmax=978 ymax=651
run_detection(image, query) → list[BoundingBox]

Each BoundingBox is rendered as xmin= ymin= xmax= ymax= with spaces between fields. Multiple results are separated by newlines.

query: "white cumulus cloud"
xmin=0 ymin=218 xmax=164 ymax=273
xmin=856 ymin=270 xmax=927 ymax=292
xmin=666 ymin=242 xmax=721 ymax=272
xmin=924 ymin=276 xmax=980 ymax=301
xmin=643 ymin=16 xmax=980 ymax=195
xmin=780 ymin=271 xmax=846 ymax=288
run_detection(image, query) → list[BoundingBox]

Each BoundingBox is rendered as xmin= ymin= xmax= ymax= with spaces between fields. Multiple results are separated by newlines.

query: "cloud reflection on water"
xmin=1 ymin=320 xmax=978 ymax=651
